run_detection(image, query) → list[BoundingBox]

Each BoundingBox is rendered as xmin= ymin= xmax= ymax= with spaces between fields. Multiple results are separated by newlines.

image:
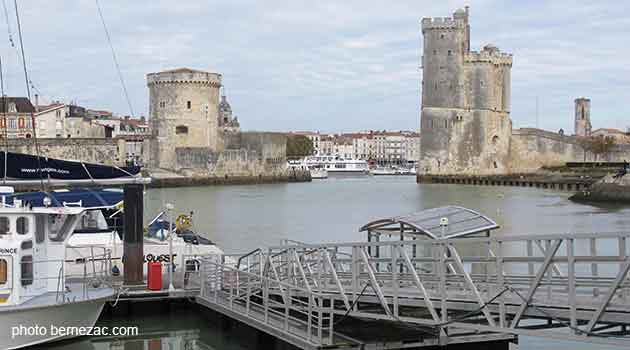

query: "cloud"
xmin=0 ymin=0 xmax=627 ymax=133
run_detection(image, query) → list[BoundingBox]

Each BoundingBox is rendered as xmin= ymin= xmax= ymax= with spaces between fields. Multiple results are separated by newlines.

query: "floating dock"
xmin=190 ymin=231 xmax=630 ymax=349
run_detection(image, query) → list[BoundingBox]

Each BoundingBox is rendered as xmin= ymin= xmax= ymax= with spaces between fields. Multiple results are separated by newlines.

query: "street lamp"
xmin=165 ymin=202 xmax=175 ymax=292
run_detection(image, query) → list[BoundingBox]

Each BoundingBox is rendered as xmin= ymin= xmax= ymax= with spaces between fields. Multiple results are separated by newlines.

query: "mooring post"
xmin=123 ymin=184 xmax=144 ymax=286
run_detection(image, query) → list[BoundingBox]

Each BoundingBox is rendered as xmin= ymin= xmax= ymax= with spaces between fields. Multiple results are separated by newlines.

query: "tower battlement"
xmin=421 ymin=17 xmax=465 ymax=32
xmin=465 ymin=51 xmax=513 ymax=66
xmin=147 ymin=68 xmax=222 ymax=87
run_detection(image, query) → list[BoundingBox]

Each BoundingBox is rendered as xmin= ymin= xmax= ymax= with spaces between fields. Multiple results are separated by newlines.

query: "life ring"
xmin=175 ymin=214 xmax=192 ymax=232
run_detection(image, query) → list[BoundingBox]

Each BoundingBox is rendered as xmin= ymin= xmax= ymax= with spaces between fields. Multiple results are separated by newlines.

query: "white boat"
xmin=0 ymin=189 xmax=115 ymax=350
xmin=369 ymin=167 xmax=397 ymax=176
xmin=67 ymin=209 xmax=225 ymax=281
xmin=8 ymin=187 xmax=227 ymax=283
xmin=309 ymin=168 xmax=328 ymax=179
xmin=303 ymin=156 xmax=368 ymax=174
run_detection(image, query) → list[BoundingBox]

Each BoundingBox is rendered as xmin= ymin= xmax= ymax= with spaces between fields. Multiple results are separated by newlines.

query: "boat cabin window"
xmin=0 ymin=217 xmax=9 ymax=235
xmin=48 ymin=214 xmax=75 ymax=242
xmin=35 ymin=215 xmax=46 ymax=243
xmin=20 ymin=240 xmax=32 ymax=250
xmin=0 ymin=259 xmax=7 ymax=284
xmin=16 ymin=217 xmax=29 ymax=235
xmin=21 ymin=255 xmax=33 ymax=286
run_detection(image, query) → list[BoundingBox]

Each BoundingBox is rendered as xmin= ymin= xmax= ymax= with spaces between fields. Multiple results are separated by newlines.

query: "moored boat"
xmin=309 ymin=167 xmax=328 ymax=179
xmin=0 ymin=190 xmax=115 ymax=349
xmin=369 ymin=167 xmax=397 ymax=176
xmin=7 ymin=188 xmax=225 ymax=281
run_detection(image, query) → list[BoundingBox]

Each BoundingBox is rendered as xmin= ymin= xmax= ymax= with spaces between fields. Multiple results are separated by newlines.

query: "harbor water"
xmin=43 ymin=176 xmax=630 ymax=350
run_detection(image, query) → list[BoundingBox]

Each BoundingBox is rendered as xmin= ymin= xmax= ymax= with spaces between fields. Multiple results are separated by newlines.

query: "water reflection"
xmin=33 ymin=305 xmax=295 ymax=350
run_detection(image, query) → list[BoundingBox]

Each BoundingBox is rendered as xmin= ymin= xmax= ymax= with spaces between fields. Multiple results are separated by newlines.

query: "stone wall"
xmin=419 ymin=108 xmax=512 ymax=175
xmin=503 ymin=129 xmax=630 ymax=173
xmin=173 ymin=131 xmax=288 ymax=177
xmin=509 ymin=128 xmax=586 ymax=172
xmin=5 ymin=138 xmax=126 ymax=166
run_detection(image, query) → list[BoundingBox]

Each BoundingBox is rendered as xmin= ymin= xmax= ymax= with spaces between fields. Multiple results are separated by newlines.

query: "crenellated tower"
xmin=419 ymin=7 xmax=513 ymax=175
xmin=147 ymin=68 xmax=222 ymax=170
xmin=574 ymin=97 xmax=592 ymax=137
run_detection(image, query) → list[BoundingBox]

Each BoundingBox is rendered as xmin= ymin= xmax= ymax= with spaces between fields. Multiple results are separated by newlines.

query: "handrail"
xmin=236 ymin=248 xmax=262 ymax=270
xmin=203 ymin=258 xmax=327 ymax=298
xmin=266 ymin=231 xmax=630 ymax=251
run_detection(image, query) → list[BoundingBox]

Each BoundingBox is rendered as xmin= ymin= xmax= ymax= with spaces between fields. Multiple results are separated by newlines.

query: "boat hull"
xmin=0 ymin=294 xmax=108 ymax=350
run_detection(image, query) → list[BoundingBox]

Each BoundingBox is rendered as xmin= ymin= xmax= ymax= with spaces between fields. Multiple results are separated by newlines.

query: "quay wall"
xmin=5 ymin=138 xmax=127 ymax=166
xmin=149 ymin=169 xmax=310 ymax=188
xmin=174 ymin=132 xmax=288 ymax=177
xmin=509 ymin=128 xmax=586 ymax=172
xmin=417 ymin=173 xmax=598 ymax=192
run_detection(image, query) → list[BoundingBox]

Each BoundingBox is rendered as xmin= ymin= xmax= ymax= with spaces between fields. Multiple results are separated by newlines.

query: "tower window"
xmin=175 ymin=125 xmax=189 ymax=135
xmin=440 ymin=34 xmax=445 ymax=39
xmin=187 ymin=101 xmax=191 ymax=109
xmin=159 ymin=101 xmax=166 ymax=108
xmin=447 ymin=50 xmax=452 ymax=56
xmin=433 ymin=49 xmax=437 ymax=55
xmin=444 ymin=120 xmax=448 ymax=128
xmin=480 ymin=80 xmax=484 ymax=87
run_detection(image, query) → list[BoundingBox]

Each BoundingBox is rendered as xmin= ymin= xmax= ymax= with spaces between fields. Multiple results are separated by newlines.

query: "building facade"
xmin=0 ymin=97 xmax=35 ymax=138
xmin=147 ymin=68 xmax=222 ymax=170
xmin=293 ymin=130 xmax=420 ymax=165
xmin=35 ymin=103 xmax=107 ymax=138
xmin=419 ymin=7 xmax=513 ymax=175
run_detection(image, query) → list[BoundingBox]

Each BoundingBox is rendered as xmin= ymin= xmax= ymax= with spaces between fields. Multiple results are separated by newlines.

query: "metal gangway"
xmin=197 ymin=232 xmax=630 ymax=349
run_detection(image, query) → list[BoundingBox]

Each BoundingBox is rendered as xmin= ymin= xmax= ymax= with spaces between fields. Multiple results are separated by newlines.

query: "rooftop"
xmin=1 ymin=97 xmax=35 ymax=114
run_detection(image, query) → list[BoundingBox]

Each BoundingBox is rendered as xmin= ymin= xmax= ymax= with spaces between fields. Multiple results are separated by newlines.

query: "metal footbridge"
xmin=195 ymin=208 xmax=630 ymax=349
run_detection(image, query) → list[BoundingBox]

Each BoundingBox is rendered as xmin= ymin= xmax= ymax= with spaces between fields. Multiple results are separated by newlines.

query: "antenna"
xmin=535 ymin=96 xmax=539 ymax=129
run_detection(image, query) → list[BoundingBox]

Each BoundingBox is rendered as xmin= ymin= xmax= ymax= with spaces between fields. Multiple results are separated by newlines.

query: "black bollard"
xmin=123 ymin=184 xmax=144 ymax=285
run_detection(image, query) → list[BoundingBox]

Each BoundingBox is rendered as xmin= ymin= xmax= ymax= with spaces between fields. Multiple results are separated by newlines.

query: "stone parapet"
xmin=147 ymin=69 xmax=222 ymax=88
xmin=465 ymin=51 xmax=513 ymax=66
xmin=421 ymin=17 xmax=465 ymax=32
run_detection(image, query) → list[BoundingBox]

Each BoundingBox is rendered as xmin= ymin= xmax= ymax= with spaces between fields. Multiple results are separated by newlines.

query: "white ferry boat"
xmin=304 ymin=156 xmax=368 ymax=174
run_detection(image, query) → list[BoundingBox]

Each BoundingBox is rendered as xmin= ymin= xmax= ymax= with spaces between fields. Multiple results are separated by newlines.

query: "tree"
xmin=286 ymin=135 xmax=314 ymax=159
xmin=581 ymin=135 xmax=616 ymax=162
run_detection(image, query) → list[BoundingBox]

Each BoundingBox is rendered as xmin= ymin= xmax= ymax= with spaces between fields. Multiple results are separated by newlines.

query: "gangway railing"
xmin=198 ymin=256 xmax=344 ymax=349
xmin=205 ymin=232 xmax=630 ymax=347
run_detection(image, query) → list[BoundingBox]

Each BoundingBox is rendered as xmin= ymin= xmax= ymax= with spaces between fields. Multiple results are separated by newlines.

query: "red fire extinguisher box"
xmin=147 ymin=261 xmax=162 ymax=291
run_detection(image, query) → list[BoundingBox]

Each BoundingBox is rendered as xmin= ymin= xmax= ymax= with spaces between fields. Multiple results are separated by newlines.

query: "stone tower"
xmin=574 ymin=97 xmax=592 ymax=137
xmin=419 ymin=7 xmax=513 ymax=175
xmin=147 ymin=68 xmax=222 ymax=170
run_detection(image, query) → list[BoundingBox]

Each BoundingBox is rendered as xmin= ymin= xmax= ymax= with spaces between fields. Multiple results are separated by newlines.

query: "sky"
xmin=0 ymin=0 xmax=628 ymax=133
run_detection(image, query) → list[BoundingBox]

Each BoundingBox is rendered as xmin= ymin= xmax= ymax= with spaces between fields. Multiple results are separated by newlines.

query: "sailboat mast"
xmin=0 ymin=56 xmax=7 ymax=180
xmin=13 ymin=0 xmax=45 ymax=191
